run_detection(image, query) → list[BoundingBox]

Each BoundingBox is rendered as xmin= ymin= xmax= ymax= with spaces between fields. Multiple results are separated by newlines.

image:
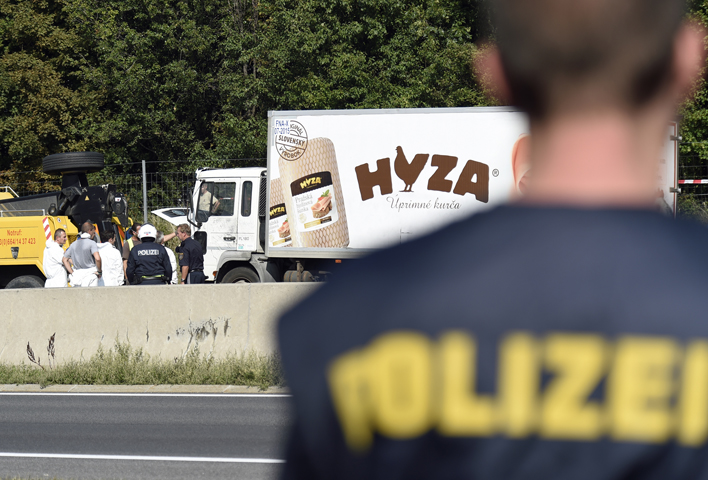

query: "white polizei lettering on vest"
xmin=137 ymin=249 xmax=160 ymax=256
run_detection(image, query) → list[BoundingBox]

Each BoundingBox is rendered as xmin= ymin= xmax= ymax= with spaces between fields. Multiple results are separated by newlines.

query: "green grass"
xmin=3 ymin=340 xmax=284 ymax=390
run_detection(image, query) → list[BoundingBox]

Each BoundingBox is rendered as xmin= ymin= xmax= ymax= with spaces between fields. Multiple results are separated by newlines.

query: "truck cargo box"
xmin=266 ymin=107 xmax=678 ymax=259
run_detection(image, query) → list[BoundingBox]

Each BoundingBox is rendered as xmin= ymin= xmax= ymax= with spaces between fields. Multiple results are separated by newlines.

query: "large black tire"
xmin=42 ymin=152 xmax=104 ymax=175
xmin=221 ymin=267 xmax=260 ymax=284
xmin=5 ymin=275 xmax=45 ymax=289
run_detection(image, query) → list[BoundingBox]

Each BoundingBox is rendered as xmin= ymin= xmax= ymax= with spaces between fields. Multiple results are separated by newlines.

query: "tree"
xmin=0 ymin=0 xmax=100 ymax=191
xmin=1 ymin=0 xmax=489 ymax=204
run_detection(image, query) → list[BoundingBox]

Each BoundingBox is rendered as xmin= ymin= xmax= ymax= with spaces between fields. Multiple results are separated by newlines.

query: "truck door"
xmin=236 ymin=178 xmax=259 ymax=252
xmin=194 ymin=179 xmax=240 ymax=277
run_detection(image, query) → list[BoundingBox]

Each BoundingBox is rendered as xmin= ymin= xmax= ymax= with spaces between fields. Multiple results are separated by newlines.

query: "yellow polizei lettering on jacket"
xmin=328 ymin=348 xmax=373 ymax=452
xmin=608 ymin=336 xmax=678 ymax=443
xmin=367 ymin=332 xmax=433 ymax=440
xmin=438 ymin=331 xmax=494 ymax=436
xmin=327 ymin=331 xmax=707 ymax=453
xmin=678 ymin=341 xmax=708 ymax=446
xmin=497 ymin=332 xmax=539 ymax=437
xmin=540 ymin=334 xmax=607 ymax=440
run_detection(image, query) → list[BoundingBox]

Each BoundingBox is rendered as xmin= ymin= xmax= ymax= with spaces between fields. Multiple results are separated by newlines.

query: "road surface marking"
xmin=0 ymin=453 xmax=285 ymax=463
xmin=0 ymin=393 xmax=290 ymax=398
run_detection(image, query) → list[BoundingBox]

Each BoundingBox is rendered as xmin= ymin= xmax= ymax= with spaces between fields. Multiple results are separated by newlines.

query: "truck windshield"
xmin=197 ymin=182 xmax=236 ymax=220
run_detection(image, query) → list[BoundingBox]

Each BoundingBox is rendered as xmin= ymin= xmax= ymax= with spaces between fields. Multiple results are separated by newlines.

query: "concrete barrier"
xmin=0 ymin=284 xmax=320 ymax=364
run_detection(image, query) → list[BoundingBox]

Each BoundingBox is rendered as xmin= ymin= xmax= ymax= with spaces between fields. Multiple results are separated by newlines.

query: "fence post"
xmin=142 ymin=160 xmax=148 ymax=224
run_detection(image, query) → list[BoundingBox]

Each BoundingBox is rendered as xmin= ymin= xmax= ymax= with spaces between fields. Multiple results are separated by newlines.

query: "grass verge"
xmin=1 ymin=341 xmax=284 ymax=390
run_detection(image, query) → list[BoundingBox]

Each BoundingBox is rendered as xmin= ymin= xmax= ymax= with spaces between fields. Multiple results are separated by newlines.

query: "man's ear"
xmin=474 ymin=45 xmax=512 ymax=104
xmin=672 ymin=21 xmax=707 ymax=101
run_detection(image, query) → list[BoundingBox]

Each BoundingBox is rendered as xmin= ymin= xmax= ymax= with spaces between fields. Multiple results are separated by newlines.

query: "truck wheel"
xmin=42 ymin=152 xmax=105 ymax=175
xmin=221 ymin=267 xmax=260 ymax=284
xmin=5 ymin=275 xmax=45 ymax=289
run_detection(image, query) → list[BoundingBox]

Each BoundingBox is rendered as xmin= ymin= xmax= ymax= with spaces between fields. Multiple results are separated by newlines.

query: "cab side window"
xmin=198 ymin=182 xmax=236 ymax=220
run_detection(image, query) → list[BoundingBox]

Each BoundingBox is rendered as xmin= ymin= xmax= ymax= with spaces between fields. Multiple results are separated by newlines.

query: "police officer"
xmin=125 ymin=224 xmax=172 ymax=285
xmin=175 ymin=223 xmax=205 ymax=284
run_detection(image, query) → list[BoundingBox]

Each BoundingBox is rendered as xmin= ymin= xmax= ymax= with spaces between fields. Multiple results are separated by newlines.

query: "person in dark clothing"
xmin=124 ymin=222 xmax=142 ymax=241
xmin=122 ymin=222 xmax=142 ymax=282
xmin=277 ymin=0 xmax=708 ymax=479
xmin=175 ymin=223 xmax=205 ymax=284
xmin=125 ymin=224 xmax=172 ymax=285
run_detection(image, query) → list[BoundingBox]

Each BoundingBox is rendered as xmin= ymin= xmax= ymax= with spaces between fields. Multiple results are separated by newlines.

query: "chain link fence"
xmin=0 ymin=159 xmax=266 ymax=222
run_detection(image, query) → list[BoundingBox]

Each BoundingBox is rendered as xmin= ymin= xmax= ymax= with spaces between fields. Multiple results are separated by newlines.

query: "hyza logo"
xmin=275 ymin=120 xmax=308 ymax=161
xmin=355 ymin=146 xmax=490 ymax=203
xmin=300 ymin=176 xmax=322 ymax=189
xmin=270 ymin=206 xmax=286 ymax=217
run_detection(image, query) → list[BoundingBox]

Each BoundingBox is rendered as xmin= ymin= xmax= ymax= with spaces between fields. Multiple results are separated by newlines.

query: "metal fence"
xmin=0 ymin=159 xmax=266 ymax=223
xmin=6 ymin=160 xmax=708 ymax=217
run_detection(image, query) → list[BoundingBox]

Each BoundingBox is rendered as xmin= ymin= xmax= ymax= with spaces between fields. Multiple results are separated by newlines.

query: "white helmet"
xmin=138 ymin=223 xmax=157 ymax=240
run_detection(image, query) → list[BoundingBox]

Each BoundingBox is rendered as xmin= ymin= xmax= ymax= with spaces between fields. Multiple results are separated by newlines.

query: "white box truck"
xmin=154 ymin=107 xmax=679 ymax=283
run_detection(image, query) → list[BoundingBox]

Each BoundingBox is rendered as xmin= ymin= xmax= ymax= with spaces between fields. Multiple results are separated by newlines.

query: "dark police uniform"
xmin=126 ymin=241 xmax=172 ymax=285
xmin=279 ymin=205 xmax=708 ymax=480
xmin=177 ymin=236 xmax=205 ymax=284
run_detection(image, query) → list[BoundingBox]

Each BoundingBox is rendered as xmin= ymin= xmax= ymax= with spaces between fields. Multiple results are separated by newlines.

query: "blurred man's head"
xmin=487 ymin=0 xmax=699 ymax=120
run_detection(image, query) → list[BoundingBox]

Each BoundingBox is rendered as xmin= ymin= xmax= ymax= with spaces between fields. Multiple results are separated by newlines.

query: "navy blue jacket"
xmin=126 ymin=240 xmax=172 ymax=285
xmin=279 ymin=206 xmax=708 ymax=480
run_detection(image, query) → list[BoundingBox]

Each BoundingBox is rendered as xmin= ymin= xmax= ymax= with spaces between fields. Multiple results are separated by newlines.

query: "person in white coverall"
xmin=97 ymin=230 xmax=124 ymax=286
xmin=156 ymin=230 xmax=178 ymax=284
xmin=43 ymin=228 xmax=68 ymax=288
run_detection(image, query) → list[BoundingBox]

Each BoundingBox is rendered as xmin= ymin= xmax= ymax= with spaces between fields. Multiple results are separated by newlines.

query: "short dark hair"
xmin=493 ymin=0 xmax=686 ymax=119
xmin=100 ymin=230 xmax=114 ymax=242
xmin=54 ymin=228 xmax=65 ymax=240
xmin=131 ymin=222 xmax=142 ymax=234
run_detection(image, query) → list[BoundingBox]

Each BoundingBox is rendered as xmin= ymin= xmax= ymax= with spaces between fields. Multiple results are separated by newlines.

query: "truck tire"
xmin=42 ymin=152 xmax=104 ymax=175
xmin=221 ymin=267 xmax=260 ymax=284
xmin=5 ymin=275 xmax=45 ymax=289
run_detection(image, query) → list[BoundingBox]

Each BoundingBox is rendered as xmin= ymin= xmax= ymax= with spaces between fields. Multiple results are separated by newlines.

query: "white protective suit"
xmin=97 ymin=242 xmax=124 ymax=286
xmin=69 ymin=266 xmax=98 ymax=287
xmin=43 ymin=240 xmax=68 ymax=288
xmin=165 ymin=248 xmax=178 ymax=284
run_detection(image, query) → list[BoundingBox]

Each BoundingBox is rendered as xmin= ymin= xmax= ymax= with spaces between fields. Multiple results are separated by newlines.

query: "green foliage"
xmin=679 ymin=3 xmax=708 ymax=169
xmin=0 ymin=0 xmax=489 ymax=181
xmin=5 ymin=0 xmax=707 ymax=189
xmin=677 ymin=193 xmax=708 ymax=224
xmin=0 ymin=339 xmax=284 ymax=390
xmin=0 ymin=0 xmax=101 ymax=191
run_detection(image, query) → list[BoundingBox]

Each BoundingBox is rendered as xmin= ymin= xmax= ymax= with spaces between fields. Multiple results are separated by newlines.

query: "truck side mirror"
xmin=195 ymin=211 xmax=208 ymax=223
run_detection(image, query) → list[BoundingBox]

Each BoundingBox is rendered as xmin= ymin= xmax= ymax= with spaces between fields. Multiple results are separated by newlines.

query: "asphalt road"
xmin=0 ymin=392 xmax=292 ymax=480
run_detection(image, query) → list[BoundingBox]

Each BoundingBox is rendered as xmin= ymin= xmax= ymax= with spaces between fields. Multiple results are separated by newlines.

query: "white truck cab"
xmin=185 ymin=167 xmax=275 ymax=282
xmin=155 ymin=165 xmax=349 ymax=283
